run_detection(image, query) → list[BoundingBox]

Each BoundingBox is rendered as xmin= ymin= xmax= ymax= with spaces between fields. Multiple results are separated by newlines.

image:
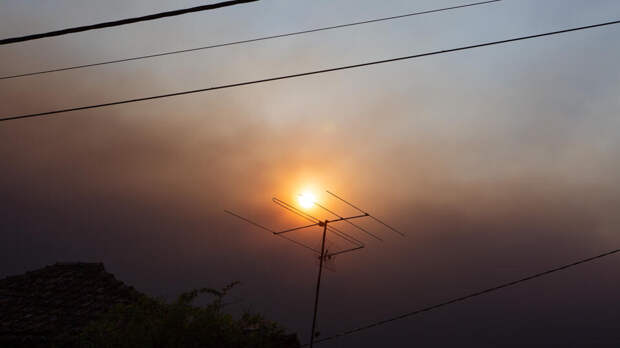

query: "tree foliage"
xmin=79 ymin=282 xmax=298 ymax=348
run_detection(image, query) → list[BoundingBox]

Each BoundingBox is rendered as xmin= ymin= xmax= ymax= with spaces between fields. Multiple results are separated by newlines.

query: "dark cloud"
xmin=2 ymin=1 xmax=620 ymax=346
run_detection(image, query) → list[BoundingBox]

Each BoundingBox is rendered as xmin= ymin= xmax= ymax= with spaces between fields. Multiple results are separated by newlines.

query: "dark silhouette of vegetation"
xmin=79 ymin=282 xmax=299 ymax=348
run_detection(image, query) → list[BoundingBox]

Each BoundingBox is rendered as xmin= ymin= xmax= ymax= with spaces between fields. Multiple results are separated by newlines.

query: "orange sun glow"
xmin=298 ymin=191 xmax=316 ymax=209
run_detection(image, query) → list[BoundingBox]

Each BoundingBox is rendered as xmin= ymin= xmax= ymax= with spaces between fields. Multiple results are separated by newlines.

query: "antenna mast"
xmin=226 ymin=190 xmax=404 ymax=347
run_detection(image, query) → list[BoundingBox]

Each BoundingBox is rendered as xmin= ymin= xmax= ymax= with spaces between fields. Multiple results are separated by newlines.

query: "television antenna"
xmin=225 ymin=190 xmax=404 ymax=348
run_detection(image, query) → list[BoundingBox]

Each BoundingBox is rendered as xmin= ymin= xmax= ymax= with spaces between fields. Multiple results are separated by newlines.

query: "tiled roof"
xmin=0 ymin=262 xmax=141 ymax=346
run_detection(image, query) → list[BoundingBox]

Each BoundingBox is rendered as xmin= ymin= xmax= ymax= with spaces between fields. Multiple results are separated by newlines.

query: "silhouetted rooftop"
xmin=0 ymin=262 xmax=141 ymax=346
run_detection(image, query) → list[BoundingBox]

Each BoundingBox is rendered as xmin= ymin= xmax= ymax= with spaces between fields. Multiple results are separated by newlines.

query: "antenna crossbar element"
xmin=275 ymin=222 xmax=322 ymax=235
xmin=272 ymin=197 xmax=318 ymax=223
xmin=316 ymin=202 xmax=382 ymax=242
xmin=226 ymin=209 xmax=322 ymax=235
xmin=325 ymin=213 xmax=369 ymax=224
xmin=327 ymin=245 xmax=364 ymax=258
xmin=225 ymin=210 xmax=321 ymax=254
xmin=326 ymin=190 xmax=405 ymax=236
xmin=327 ymin=226 xmax=363 ymax=247
xmin=224 ymin=210 xmax=275 ymax=233
xmin=272 ymin=197 xmax=364 ymax=247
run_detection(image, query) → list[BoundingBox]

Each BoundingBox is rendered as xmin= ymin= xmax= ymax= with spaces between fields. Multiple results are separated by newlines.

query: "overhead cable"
xmin=0 ymin=0 xmax=258 ymax=46
xmin=0 ymin=0 xmax=500 ymax=80
xmin=305 ymin=247 xmax=620 ymax=346
xmin=2 ymin=19 xmax=620 ymax=123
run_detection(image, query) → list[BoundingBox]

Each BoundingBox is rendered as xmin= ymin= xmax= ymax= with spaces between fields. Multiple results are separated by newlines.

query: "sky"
xmin=1 ymin=0 xmax=620 ymax=346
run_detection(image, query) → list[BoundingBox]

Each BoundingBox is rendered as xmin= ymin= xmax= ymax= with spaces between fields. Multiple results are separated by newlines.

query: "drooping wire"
xmin=303 ymin=247 xmax=620 ymax=346
xmin=0 ymin=0 xmax=258 ymax=46
xmin=3 ymin=18 xmax=620 ymax=123
xmin=0 ymin=0 xmax=500 ymax=80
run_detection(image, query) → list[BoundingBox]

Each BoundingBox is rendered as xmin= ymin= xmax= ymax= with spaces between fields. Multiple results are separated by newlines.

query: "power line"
xmin=2 ymin=19 xmax=620 ymax=123
xmin=0 ymin=0 xmax=501 ymax=80
xmin=305 ymin=247 xmax=620 ymax=346
xmin=0 ymin=0 xmax=258 ymax=46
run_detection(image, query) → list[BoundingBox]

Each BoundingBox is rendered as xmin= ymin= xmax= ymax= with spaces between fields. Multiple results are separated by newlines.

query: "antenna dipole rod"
xmin=224 ymin=210 xmax=321 ymax=254
xmin=272 ymin=197 xmax=318 ymax=223
xmin=278 ymin=235 xmax=321 ymax=255
xmin=327 ymin=226 xmax=364 ymax=246
xmin=315 ymin=202 xmax=383 ymax=241
xmin=327 ymin=245 xmax=364 ymax=257
xmin=326 ymin=190 xmax=405 ymax=237
xmin=326 ymin=213 xmax=369 ymax=224
xmin=275 ymin=222 xmax=322 ymax=235
xmin=224 ymin=210 xmax=275 ymax=233
xmin=272 ymin=197 xmax=364 ymax=246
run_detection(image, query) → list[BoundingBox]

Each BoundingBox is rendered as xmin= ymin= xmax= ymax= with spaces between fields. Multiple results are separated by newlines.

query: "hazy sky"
xmin=1 ymin=0 xmax=620 ymax=346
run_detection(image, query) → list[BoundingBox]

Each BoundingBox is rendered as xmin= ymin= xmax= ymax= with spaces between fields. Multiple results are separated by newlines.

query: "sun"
xmin=298 ymin=191 xmax=317 ymax=209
